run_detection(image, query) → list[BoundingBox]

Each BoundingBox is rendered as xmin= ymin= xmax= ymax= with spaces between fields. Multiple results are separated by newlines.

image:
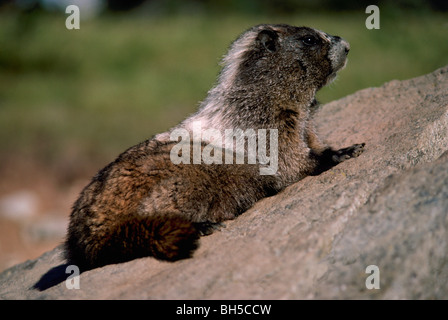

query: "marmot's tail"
xmin=65 ymin=213 xmax=200 ymax=271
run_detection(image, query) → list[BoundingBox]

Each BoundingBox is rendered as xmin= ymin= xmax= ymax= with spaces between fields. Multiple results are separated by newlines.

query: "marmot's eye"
xmin=301 ymin=36 xmax=319 ymax=46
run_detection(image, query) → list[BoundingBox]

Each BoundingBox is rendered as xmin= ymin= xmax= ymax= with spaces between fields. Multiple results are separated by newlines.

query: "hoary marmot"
xmin=65 ymin=24 xmax=365 ymax=270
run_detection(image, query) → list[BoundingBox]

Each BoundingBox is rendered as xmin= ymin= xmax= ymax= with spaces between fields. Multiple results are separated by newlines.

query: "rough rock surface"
xmin=1 ymin=65 xmax=447 ymax=300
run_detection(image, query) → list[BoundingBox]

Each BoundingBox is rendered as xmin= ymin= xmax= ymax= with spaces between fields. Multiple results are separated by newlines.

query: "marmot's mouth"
xmin=326 ymin=72 xmax=338 ymax=85
xmin=334 ymin=57 xmax=348 ymax=72
xmin=325 ymin=57 xmax=347 ymax=86
xmin=326 ymin=52 xmax=348 ymax=84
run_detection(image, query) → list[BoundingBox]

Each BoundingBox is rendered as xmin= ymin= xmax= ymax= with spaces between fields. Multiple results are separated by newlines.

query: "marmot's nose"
xmin=341 ymin=39 xmax=350 ymax=55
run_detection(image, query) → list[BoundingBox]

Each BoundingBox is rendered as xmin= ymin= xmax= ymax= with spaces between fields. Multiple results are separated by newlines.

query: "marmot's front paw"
xmin=332 ymin=143 xmax=365 ymax=163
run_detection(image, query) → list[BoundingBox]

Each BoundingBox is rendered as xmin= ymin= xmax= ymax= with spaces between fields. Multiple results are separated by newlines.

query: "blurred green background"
xmin=0 ymin=0 xmax=447 ymax=189
xmin=0 ymin=0 xmax=447 ymax=272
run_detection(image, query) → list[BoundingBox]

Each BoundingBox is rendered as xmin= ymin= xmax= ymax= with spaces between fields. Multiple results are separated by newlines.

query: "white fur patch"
xmin=219 ymin=29 xmax=260 ymax=91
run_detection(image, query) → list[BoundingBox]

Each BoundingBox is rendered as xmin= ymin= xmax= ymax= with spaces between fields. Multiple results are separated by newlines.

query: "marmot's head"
xmin=220 ymin=24 xmax=349 ymax=94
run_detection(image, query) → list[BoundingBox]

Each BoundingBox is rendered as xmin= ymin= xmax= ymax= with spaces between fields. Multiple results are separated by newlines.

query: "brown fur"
xmin=65 ymin=24 xmax=365 ymax=270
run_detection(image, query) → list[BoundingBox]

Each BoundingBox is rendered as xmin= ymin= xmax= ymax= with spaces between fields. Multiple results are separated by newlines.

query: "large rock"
xmin=1 ymin=65 xmax=447 ymax=300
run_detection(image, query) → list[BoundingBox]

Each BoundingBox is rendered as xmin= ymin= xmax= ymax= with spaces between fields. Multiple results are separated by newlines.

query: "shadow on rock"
xmin=32 ymin=264 xmax=70 ymax=291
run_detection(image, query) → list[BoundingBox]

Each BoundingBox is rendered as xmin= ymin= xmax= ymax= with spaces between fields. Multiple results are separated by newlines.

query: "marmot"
xmin=65 ymin=24 xmax=365 ymax=270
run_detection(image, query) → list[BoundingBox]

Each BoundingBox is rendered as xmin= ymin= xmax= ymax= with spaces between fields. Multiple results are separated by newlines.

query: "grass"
xmin=0 ymin=9 xmax=447 ymax=184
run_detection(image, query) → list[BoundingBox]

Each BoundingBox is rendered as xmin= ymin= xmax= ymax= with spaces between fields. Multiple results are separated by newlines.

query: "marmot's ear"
xmin=257 ymin=29 xmax=278 ymax=53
